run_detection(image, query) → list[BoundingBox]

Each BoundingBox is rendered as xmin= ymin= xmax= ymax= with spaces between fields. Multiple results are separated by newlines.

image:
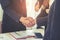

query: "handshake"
xmin=20 ymin=17 xmax=36 ymax=27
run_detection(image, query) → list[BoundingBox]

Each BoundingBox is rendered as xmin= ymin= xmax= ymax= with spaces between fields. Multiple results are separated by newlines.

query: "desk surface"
xmin=0 ymin=29 xmax=44 ymax=40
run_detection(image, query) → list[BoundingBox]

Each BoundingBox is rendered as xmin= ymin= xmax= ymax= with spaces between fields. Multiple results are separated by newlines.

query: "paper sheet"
xmin=0 ymin=33 xmax=15 ymax=40
xmin=10 ymin=31 xmax=35 ymax=39
xmin=9 ymin=29 xmax=44 ymax=39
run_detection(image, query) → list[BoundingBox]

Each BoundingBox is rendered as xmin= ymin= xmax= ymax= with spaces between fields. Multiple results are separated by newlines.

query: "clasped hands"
xmin=20 ymin=17 xmax=36 ymax=27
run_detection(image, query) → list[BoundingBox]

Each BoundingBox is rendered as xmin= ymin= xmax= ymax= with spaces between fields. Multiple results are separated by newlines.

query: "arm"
xmin=36 ymin=16 xmax=48 ymax=28
xmin=1 ymin=0 xmax=21 ymax=23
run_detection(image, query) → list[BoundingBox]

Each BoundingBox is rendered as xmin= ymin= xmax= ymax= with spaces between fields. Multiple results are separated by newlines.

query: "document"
xmin=9 ymin=29 xmax=44 ymax=39
xmin=0 ymin=33 xmax=15 ymax=40
xmin=10 ymin=31 xmax=35 ymax=39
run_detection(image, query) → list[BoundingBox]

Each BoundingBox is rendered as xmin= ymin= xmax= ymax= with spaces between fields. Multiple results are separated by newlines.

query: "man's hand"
xmin=20 ymin=17 xmax=36 ymax=27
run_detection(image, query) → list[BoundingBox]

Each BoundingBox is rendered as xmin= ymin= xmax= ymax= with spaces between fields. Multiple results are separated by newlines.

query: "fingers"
xmin=20 ymin=17 xmax=36 ymax=27
xmin=23 ymin=17 xmax=35 ymax=27
xmin=24 ymin=20 xmax=32 ymax=27
xmin=27 ymin=17 xmax=35 ymax=26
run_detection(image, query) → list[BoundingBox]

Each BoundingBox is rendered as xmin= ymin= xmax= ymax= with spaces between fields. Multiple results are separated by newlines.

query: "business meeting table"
xmin=0 ymin=28 xmax=44 ymax=40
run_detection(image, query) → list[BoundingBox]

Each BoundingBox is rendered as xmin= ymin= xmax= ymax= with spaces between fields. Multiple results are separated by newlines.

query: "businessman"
xmin=1 ymin=0 xmax=35 ymax=33
xmin=1 ymin=0 xmax=48 ymax=33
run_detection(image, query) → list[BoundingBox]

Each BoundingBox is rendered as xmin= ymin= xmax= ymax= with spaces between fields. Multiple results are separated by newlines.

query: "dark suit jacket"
xmin=37 ymin=9 xmax=48 ymax=29
xmin=43 ymin=2 xmax=55 ymax=40
xmin=44 ymin=0 xmax=60 ymax=40
xmin=1 ymin=0 xmax=48 ymax=33
xmin=1 ymin=0 xmax=26 ymax=33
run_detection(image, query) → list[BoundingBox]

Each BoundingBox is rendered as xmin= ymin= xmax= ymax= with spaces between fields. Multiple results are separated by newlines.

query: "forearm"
xmin=4 ymin=8 xmax=21 ymax=23
xmin=36 ymin=16 xmax=48 ymax=27
xmin=1 ymin=0 xmax=22 ymax=23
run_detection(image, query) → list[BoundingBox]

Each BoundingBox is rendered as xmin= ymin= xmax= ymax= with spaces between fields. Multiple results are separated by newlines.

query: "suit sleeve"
xmin=1 ymin=0 xmax=21 ymax=23
xmin=36 ymin=16 xmax=48 ymax=28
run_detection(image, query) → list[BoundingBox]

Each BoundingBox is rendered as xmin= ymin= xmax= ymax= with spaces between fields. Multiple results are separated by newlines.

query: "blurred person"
xmin=1 ymin=0 xmax=35 ymax=33
xmin=43 ymin=0 xmax=60 ymax=40
xmin=0 ymin=0 xmax=49 ymax=33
